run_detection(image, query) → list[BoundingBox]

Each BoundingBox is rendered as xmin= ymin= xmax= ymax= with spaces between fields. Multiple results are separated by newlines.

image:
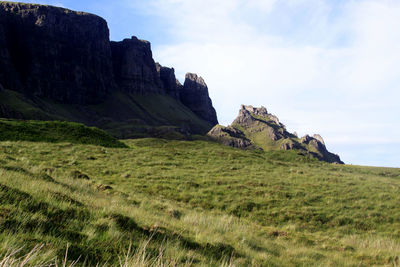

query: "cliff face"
xmin=111 ymin=37 xmax=162 ymax=94
xmin=156 ymin=63 xmax=181 ymax=99
xmin=0 ymin=2 xmax=219 ymax=134
xmin=208 ymin=105 xmax=343 ymax=164
xmin=180 ymin=73 xmax=218 ymax=125
xmin=0 ymin=2 xmax=114 ymax=104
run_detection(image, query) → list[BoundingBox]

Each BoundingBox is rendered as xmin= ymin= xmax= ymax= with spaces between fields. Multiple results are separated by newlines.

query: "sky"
xmin=21 ymin=0 xmax=400 ymax=168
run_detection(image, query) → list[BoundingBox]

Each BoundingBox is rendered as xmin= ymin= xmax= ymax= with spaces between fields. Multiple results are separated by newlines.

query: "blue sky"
xmin=20 ymin=0 xmax=400 ymax=168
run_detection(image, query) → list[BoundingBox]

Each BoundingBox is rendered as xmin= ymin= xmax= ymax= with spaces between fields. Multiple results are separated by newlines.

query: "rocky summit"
xmin=208 ymin=105 xmax=343 ymax=164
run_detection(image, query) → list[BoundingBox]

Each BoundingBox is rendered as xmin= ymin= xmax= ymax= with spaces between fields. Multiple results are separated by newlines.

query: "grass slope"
xmin=0 ymin=119 xmax=126 ymax=148
xmin=0 ymin=137 xmax=399 ymax=266
xmin=0 ymin=89 xmax=213 ymax=138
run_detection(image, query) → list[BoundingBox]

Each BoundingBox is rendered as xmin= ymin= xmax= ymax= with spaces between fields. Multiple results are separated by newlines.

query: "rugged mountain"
xmin=208 ymin=105 xmax=343 ymax=164
xmin=0 ymin=2 xmax=218 ymax=137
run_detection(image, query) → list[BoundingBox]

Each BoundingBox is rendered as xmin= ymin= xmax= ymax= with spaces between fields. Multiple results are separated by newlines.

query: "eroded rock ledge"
xmin=208 ymin=105 xmax=343 ymax=164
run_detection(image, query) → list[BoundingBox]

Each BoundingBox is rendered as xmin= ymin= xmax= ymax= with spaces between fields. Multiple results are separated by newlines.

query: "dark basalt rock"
xmin=156 ymin=63 xmax=181 ymax=99
xmin=0 ymin=2 xmax=114 ymax=104
xmin=111 ymin=36 xmax=162 ymax=94
xmin=180 ymin=73 xmax=218 ymax=126
xmin=0 ymin=2 xmax=219 ymax=136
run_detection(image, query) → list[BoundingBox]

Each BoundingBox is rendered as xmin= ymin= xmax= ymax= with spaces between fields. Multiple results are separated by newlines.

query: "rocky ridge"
xmin=0 ymin=2 xmax=218 ymax=129
xmin=208 ymin=105 xmax=343 ymax=164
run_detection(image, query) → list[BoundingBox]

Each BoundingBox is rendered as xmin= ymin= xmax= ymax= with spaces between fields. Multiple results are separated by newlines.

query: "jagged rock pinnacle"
xmin=240 ymin=105 xmax=268 ymax=116
xmin=185 ymin=73 xmax=207 ymax=87
xmin=209 ymin=105 xmax=344 ymax=164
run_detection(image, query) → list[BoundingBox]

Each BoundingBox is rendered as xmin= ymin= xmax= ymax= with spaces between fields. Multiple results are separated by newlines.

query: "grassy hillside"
xmin=0 ymin=119 xmax=126 ymax=148
xmin=0 ymin=89 xmax=213 ymax=138
xmin=0 ymin=137 xmax=399 ymax=266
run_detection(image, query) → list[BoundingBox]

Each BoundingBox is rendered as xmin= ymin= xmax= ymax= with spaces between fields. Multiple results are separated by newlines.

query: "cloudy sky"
xmin=22 ymin=0 xmax=400 ymax=167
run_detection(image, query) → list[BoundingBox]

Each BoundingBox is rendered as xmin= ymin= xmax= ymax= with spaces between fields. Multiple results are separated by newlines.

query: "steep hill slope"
xmin=0 ymin=119 xmax=126 ymax=147
xmin=0 ymin=88 xmax=212 ymax=138
xmin=208 ymin=105 xmax=343 ymax=163
xmin=0 ymin=138 xmax=399 ymax=266
xmin=0 ymin=2 xmax=217 ymax=137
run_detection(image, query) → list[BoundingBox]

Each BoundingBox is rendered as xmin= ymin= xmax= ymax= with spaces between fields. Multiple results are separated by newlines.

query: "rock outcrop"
xmin=232 ymin=105 xmax=293 ymax=141
xmin=0 ymin=2 xmax=114 ymax=104
xmin=111 ymin=37 xmax=162 ymax=94
xmin=180 ymin=73 xmax=218 ymax=126
xmin=208 ymin=105 xmax=343 ymax=164
xmin=207 ymin=125 xmax=253 ymax=149
xmin=156 ymin=63 xmax=181 ymax=99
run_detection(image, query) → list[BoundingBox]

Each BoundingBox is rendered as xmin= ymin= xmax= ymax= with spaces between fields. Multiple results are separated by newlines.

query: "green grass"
xmin=0 ymin=89 xmax=213 ymax=139
xmin=0 ymin=119 xmax=126 ymax=148
xmin=0 ymin=137 xmax=399 ymax=266
xmin=89 ymin=92 xmax=213 ymax=138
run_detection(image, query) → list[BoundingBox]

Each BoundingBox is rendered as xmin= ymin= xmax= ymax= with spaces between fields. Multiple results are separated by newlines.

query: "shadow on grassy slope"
xmin=0 ymin=119 xmax=127 ymax=148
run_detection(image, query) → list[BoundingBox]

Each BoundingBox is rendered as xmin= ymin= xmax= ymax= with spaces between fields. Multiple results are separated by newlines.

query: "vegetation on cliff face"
xmin=208 ymin=105 xmax=343 ymax=164
xmin=0 ymin=136 xmax=399 ymax=266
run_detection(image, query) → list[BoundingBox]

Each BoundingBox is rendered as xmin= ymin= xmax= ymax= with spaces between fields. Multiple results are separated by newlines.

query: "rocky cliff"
xmin=0 ymin=2 xmax=218 ymax=135
xmin=111 ymin=37 xmax=163 ymax=94
xmin=180 ymin=73 xmax=218 ymax=125
xmin=208 ymin=105 xmax=343 ymax=164
xmin=0 ymin=2 xmax=114 ymax=104
xmin=156 ymin=63 xmax=181 ymax=99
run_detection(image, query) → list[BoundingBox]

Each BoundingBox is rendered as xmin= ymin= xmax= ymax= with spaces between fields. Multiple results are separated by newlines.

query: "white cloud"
xmin=14 ymin=0 xmax=400 ymax=167
xmin=145 ymin=0 xmax=400 ymax=167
